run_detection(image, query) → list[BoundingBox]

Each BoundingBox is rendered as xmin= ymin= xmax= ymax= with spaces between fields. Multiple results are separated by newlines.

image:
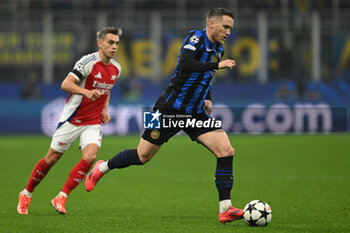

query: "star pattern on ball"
xmin=248 ymin=216 xmax=259 ymax=226
xmin=259 ymin=207 xmax=268 ymax=220
xmin=247 ymin=203 xmax=256 ymax=212
xmin=244 ymin=200 xmax=272 ymax=227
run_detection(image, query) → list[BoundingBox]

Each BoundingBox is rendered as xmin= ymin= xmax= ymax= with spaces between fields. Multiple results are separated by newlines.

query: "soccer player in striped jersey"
xmin=17 ymin=27 xmax=122 ymax=215
xmin=86 ymin=8 xmax=243 ymax=223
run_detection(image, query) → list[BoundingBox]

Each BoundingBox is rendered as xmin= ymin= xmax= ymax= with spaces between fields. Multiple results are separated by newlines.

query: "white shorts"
xmin=50 ymin=122 xmax=102 ymax=153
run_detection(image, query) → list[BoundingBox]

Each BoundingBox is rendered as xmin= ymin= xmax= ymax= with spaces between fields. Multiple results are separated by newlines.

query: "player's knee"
xmin=44 ymin=157 xmax=58 ymax=166
xmin=136 ymin=141 xmax=159 ymax=164
xmin=216 ymin=146 xmax=234 ymax=157
xmin=44 ymin=150 xmax=63 ymax=166
xmin=82 ymin=153 xmax=96 ymax=164
xmin=138 ymin=152 xmax=153 ymax=164
xmin=227 ymin=146 xmax=235 ymax=156
xmin=137 ymin=148 xmax=157 ymax=164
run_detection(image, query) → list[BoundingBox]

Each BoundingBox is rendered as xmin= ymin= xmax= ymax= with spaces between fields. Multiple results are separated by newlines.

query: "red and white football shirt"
xmin=58 ymin=52 xmax=121 ymax=126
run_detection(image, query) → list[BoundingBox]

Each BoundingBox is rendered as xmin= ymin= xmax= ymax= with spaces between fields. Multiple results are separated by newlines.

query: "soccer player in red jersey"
xmin=86 ymin=8 xmax=244 ymax=223
xmin=17 ymin=27 xmax=122 ymax=215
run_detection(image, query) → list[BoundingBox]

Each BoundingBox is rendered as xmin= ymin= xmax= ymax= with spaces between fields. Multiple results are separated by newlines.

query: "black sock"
xmin=215 ymin=156 xmax=234 ymax=201
xmin=107 ymin=149 xmax=143 ymax=169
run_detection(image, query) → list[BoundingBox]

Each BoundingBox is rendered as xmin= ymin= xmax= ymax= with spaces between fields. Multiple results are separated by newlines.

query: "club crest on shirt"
xmin=212 ymin=55 xmax=219 ymax=62
xmin=212 ymin=52 xmax=222 ymax=62
xmin=151 ymin=129 xmax=160 ymax=139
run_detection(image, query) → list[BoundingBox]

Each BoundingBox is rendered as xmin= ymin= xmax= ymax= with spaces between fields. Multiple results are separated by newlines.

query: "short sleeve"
xmin=70 ymin=54 xmax=96 ymax=81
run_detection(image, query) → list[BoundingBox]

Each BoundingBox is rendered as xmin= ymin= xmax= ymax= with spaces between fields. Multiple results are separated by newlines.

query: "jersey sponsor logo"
xmin=184 ymin=44 xmax=196 ymax=51
xmin=95 ymin=72 xmax=102 ymax=79
xmin=111 ymin=75 xmax=117 ymax=80
xmin=92 ymin=80 xmax=114 ymax=95
xmin=189 ymin=35 xmax=199 ymax=44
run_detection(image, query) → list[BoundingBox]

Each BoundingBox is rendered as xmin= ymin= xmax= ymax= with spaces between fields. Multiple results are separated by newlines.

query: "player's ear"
xmin=209 ymin=18 xmax=216 ymax=29
xmin=97 ymin=39 xmax=102 ymax=49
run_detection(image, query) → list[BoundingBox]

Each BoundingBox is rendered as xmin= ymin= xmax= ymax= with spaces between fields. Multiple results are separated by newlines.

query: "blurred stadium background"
xmin=0 ymin=0 xmax=349 ymax=135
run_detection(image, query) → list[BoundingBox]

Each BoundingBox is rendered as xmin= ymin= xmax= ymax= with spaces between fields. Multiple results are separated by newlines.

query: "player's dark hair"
xmin=207 ymin=7 xmax=234 ymax=21
xmin=96 ymin=27 xmax=122 ymax=40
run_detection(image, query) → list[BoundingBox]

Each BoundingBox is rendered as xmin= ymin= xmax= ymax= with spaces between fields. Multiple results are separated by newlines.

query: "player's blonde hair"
xmin=96 ymin=27 xmax=122 ymax=40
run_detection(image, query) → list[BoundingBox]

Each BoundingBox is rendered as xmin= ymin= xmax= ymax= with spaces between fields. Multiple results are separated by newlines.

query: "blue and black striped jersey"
xmin=155 ymin=29 xmax=225 ymax=115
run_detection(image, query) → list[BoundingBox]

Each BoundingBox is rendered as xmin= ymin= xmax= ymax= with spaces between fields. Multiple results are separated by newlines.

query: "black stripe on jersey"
xmin=165 ymin=85 xmax=179 ymax=109
xmin=165 ymin=34 xmax=205 ymax=109
xmin=71 ymin=69 xmax=83 ymax=80
xmin=169 ymin=30 xmax=197 ymax=78
xmin=192 ymin=71 xmax=213 ymax=114
xmin=178 ymin=48 xmax=208 ymax=113
xmin=178 ymin=77 xmax=202 ymax=113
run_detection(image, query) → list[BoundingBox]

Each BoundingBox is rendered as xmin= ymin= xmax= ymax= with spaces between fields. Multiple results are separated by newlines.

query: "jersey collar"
xmin=203 ymin=29 xmax=223 ymax=54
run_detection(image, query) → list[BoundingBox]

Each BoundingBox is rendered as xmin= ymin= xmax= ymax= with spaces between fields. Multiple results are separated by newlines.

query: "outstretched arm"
xmin=179 ymin=50 xmax=219 ymax=72
xmin=179 ymin=50 xmax=236 ymax=73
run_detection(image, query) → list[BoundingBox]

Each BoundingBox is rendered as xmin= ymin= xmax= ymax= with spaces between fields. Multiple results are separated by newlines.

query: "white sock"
xmin=58 ymin=191 xmax=68 ymax=198
xmin=23 ymin=189 xmax=32 ymax=198
xmin=99 ymin=161 xmax=110 ymax=174
xmin=219 ymin=199 xmax=232 ymax=213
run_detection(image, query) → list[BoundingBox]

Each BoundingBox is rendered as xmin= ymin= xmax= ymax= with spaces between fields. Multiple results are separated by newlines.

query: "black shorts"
xmin=141 ymin=108 xmax=222 ymax=145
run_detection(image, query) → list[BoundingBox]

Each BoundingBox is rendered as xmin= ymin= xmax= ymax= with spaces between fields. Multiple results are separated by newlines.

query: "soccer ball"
xmin=243 ymin=200 xmax=272 ymax=226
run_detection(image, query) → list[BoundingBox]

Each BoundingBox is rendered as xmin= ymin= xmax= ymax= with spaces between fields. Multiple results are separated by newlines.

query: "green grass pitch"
xmin=1 ymin=134 xmax=349 ymax=233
